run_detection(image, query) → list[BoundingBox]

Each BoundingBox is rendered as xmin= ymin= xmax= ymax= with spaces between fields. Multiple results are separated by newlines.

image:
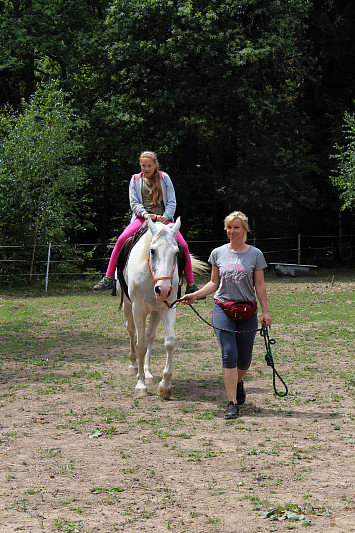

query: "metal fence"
xmin=1 ymin=233 xmax=354 ymax=291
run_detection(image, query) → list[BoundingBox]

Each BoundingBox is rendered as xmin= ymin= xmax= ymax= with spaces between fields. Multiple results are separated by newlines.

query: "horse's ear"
xmin=171 ymin=217 xmax=181 ymax=238
xmin=147 ymin=216 xmax=158 ymax=236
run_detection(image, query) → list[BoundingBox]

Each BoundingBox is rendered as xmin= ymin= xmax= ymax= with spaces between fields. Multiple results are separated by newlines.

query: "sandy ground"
xmin=0 ymin=279 xmax=354 ymax=532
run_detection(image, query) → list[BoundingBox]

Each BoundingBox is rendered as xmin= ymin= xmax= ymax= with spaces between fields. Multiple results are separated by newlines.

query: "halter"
xmin=148 ymin=249 xmax=176 ymax=284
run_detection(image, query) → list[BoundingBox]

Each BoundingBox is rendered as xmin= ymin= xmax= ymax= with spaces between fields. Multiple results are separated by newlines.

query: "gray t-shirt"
xmin=209 ymin=244 xmax=267 ymax=302
xmin=141 ymin=179 xmax=165 ymax=216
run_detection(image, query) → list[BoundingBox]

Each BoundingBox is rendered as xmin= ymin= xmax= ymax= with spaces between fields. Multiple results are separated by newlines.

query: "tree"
xmin=330 ymin=109 xmax=355 ymax=211
xmin=0 ymin=0 xmax=110 ymax=107
xmin=104 ymin=0 xmax=317 ymax=238
xmin=1 ymin=0 xmax=354 ymax=249
xmin=0 ymin=81 xmax=90 ymax=278
xmin=299 ymin=0 xmax=355 ymax=230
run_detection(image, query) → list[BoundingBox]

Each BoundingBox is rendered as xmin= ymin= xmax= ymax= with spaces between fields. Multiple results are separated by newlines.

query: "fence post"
xmin=45 ymin=243 xmax=51 ymax=294
xmin=298 ymin=234 xmax=301 ymax=264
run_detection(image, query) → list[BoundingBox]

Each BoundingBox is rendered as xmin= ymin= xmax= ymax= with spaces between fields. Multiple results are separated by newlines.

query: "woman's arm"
xmin=254 ymin=269 xmax=272 ymax=327
xmin=180 ymin=265 xmax=220 ymax=304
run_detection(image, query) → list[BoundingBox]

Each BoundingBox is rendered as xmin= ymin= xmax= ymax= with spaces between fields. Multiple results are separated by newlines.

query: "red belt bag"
xmin=215 ymin=300 xmax=257 ymax=321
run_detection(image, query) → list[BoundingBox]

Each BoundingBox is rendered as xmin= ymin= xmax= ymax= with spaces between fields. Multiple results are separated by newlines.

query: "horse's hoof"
xmin=134 ymin=387 xmax=148 ymax=397
xmin=157 ymin=385 xmax=172 ymax=399
xmin=128 ymin=365 xmax=138 ymax=376
xmin=145 ymin=375 xmax=154 ymax=386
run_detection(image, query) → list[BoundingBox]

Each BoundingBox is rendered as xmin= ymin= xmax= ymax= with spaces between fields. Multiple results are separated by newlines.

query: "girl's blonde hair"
xmin=224 ymin=211 xmax=249 ymax=242
xmin=140 ymin=151 xmax=162 ymax=206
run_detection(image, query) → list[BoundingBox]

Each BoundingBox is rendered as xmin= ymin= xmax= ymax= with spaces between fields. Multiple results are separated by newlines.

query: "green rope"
xmin=259 ymin=323 xmax=288 ymax=397
xmin=171 ymin=299 xmax=288 ymax=397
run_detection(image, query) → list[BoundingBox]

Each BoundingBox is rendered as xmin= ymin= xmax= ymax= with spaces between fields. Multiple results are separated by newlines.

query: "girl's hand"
xmin=146 ymin=214 xmax=158 ymax=221
xmin=156 ymin=215 xmax=166 ymax=223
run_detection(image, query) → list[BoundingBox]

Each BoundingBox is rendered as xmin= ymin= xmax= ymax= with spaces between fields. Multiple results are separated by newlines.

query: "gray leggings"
xmin=212 ymin=302 xmax=258 ymax=370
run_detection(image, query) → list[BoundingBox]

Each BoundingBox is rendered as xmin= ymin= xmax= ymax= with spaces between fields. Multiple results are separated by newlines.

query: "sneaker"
xmin=93 ymin=276 xmax=114 ymax=291
xmin=185 ymin=283 xmax=206 ymax=300
xmin=224 ymin=401 xmax=239 ymax=419
xmin=237 ymin=380 xmax=246 ymax=405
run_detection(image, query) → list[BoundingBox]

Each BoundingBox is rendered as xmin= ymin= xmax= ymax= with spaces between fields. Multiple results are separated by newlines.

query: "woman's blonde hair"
xmin=224 ymin=211 xmax=249 ymax=242
xmin=140 ymin=151 xmax=162 ymax=206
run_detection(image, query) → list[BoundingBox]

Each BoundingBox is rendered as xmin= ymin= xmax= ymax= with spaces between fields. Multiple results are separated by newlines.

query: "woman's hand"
xmin=260 ymin=312 xmax=272 ymax=328
xmin=179 ymin=293 xmax=197 ymax=305
xmin=156 ymin=215 xmax=166 ymax=223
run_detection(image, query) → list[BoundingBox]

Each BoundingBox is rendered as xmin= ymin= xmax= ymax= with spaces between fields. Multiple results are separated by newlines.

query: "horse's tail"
xmin=190 ymin=254 xmax=210 ymax=276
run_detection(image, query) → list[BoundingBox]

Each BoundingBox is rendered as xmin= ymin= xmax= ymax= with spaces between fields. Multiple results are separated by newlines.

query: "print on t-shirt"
xmin=222 ymin=256 xmax=248 ymax=284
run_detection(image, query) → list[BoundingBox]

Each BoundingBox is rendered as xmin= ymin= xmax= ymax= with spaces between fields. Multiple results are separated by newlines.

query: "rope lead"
xmin=260 ymin=323 xmax=288 ymax=397
xmin=171 ymin=299 xmax=288 ymax=397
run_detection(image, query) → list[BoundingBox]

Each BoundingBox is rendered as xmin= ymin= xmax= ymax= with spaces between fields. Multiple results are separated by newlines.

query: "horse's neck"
xmin=139 ymin=223 xmax=166 ymax=257
xmin=130 ymin=229 xmax=152 ymax=268
xmin=129 ymin=223 xmax=169 ymax=272
xmin=140 ymin=230 xmax=152 ymax=256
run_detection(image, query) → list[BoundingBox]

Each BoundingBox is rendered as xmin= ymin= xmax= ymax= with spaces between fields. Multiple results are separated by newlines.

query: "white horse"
xmin=123 ymin=216 xmax=205 ymax=399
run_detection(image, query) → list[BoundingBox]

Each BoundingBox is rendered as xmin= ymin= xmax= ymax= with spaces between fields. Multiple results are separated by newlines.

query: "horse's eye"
xmin=150 ymin=249 xmax=155 ymax=255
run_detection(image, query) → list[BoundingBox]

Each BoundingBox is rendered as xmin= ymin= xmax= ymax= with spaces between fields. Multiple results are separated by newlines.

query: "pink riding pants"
xmin=105 ymin=217 xmax=195 ymax=285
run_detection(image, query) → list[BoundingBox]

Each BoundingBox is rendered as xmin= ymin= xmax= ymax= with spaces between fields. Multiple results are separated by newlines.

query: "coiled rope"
xmin=171 ymin=299 xmax=288 ymax=397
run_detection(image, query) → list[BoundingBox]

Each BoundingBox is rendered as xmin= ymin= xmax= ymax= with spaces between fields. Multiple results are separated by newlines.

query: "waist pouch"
xmin=215 ymin=300 xmax=257 ymax=321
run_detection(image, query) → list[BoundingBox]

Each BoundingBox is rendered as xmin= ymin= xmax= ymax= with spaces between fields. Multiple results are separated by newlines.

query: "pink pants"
xmin=105 ymin=217 xmax=195 ymax=285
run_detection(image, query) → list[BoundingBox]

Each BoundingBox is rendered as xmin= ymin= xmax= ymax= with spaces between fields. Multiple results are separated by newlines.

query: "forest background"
xmin=0 ymin=0 xmax=355 ymax=279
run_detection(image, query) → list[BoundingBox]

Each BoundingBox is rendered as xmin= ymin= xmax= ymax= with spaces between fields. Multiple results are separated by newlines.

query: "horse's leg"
xmin=157 ymin=307 xmax=177 ymax=399
xmin=132 ymin=305 xmax=149 ymax=397
xmin=144 ymin=311 xmax=160 ymax=385
xmin=123 ymin=298 xmax=137 ymax=375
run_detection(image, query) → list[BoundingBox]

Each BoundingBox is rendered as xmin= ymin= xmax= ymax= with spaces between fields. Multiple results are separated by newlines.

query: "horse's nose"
xmin=155 ymin=285 xmax=172 ymax=300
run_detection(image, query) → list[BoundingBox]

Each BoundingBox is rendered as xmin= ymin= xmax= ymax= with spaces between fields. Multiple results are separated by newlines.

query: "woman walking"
xmin=180 ymin=211 xmax=271 ymax=419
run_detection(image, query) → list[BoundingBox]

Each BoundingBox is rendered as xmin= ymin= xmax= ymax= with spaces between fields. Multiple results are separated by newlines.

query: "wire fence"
xmin=1 ymin=233 xmax=354 ymax=290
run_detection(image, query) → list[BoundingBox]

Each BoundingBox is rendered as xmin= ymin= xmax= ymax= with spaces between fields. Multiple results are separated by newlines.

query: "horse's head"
xmin=147 ymin=217 xmax=181 ymax=301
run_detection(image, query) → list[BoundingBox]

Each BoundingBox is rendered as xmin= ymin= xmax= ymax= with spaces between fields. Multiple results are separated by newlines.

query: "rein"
xmin=170 ymin=299 xmax=288 ymax=398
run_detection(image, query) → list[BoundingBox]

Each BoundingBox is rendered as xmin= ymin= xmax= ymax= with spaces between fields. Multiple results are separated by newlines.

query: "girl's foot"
xmin=185 ymin=283 xmax=206 ymax=299
xmin=93 ymin=276 xmax=114 ymax=290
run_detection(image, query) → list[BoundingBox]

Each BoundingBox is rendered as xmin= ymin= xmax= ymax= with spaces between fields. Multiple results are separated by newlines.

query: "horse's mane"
xmin=139 ymin=221 xmax=210 ymax=275
xmin=139 ymin=222 xmax=170 ymax=257
xmin=143 ymin=222 xmax=176 ymax=248
xmin=139 ymin=225 xmax=153 ymax=256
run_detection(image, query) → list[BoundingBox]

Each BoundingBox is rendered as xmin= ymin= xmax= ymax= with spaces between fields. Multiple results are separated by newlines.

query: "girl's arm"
xmin=161 ymin=173 xmax=177 ymax=221
xmin=254 ymin=269 xmax=272 ymax=327
xmin=129 ymin=176 xmax=147 ymax=218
